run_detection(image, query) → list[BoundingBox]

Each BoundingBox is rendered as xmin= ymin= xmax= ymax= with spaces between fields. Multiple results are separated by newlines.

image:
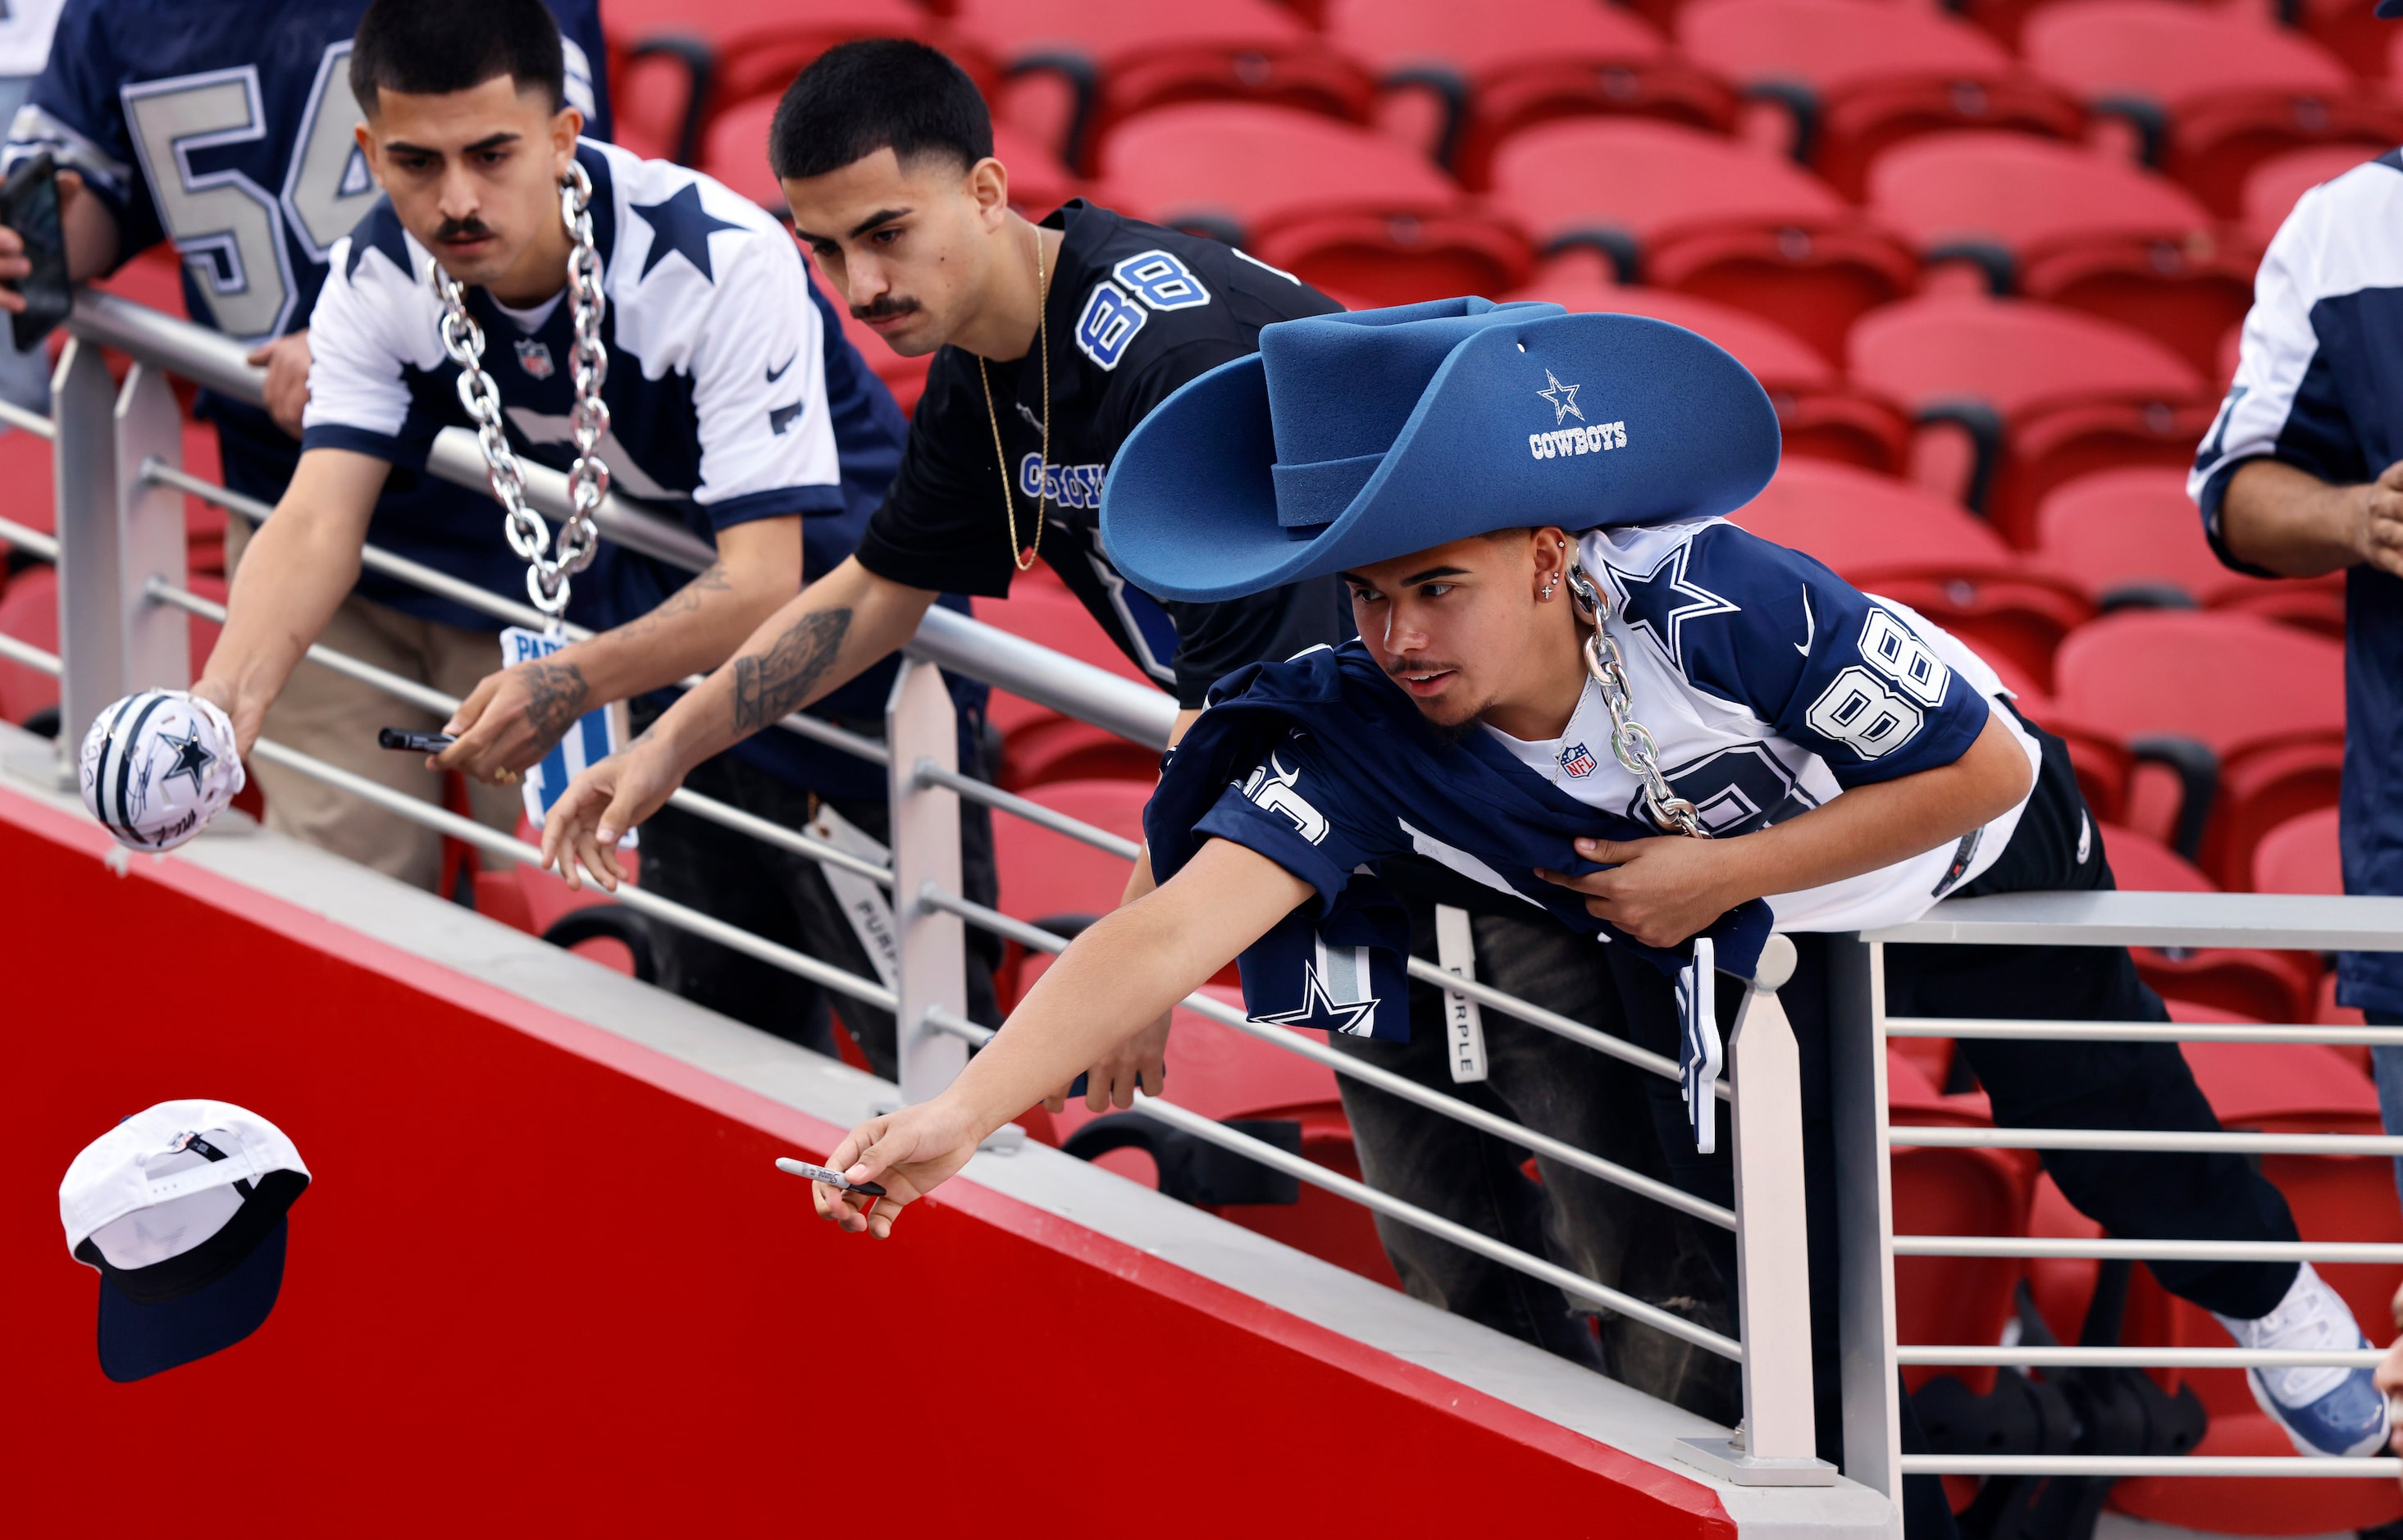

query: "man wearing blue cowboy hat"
xmin=798 ymin=300 xmax=2386 ymax=1497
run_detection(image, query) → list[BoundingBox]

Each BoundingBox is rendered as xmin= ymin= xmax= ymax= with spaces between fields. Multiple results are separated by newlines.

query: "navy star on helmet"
xmin=78 ymin=690 xmax=246 ymax=852
xmin=1098 ymin=296 xmax=1780 ymax=604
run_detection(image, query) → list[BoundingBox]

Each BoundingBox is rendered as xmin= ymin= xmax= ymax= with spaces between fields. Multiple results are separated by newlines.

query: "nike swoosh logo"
xmin=765 ymin=353 xmax=796 ymax=385
xmin=1795 ymin=587 xmax=1815 ymax=657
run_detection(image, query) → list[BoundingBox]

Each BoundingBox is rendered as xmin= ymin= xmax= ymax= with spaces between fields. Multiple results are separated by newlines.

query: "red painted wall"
xmin=0 ymin=789 xmax=1731 ymax=1538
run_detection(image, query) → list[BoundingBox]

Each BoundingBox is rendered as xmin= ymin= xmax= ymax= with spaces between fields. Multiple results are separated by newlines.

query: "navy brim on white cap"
xmin=95 ymin=1216 xmax=289 ymax=1383
xmin=1099 ymin=296 xmax=1781 ymax=604
xmin=61 ymin=1100 xmax=309 ymax=1383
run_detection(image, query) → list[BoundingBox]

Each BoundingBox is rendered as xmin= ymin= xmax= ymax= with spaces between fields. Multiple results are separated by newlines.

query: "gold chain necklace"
xmin=978 ymin=226 xmax=1051 ymax=572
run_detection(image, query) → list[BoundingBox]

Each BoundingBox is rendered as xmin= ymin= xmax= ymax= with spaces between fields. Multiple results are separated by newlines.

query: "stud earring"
xmin=1540 ymin=575 xmax=1559 ymax=599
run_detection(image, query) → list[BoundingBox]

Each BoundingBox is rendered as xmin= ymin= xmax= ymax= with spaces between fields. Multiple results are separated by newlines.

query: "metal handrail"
xmin=1900 ymin=1456 xmax=2403 ymax=1478
xmin=1867 ymin=888 xmax=2403 ymax=950
xmin=1889 ymin=1125 xmax=2403 ymax=1156
xmin=1895 ymin=1237 xmax=2403 ymax=1263
xmin=921 ymin=1004 xmax=1744 ymax=1360
xmin=1898 ymin=1346 xmax=2385 ymax=1369
xmin=1888 ymin=1016 xmax=2403 ymax=1046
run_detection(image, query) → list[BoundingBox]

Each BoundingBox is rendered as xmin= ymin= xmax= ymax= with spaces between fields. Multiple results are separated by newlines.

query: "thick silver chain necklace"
xmin=1566 ymin=563 xmax=1708 ymax=838
xmin=431 ymin=160 xmax=610 ymax=625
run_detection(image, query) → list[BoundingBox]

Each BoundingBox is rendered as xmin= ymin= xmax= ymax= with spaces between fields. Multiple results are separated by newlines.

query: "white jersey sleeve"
xmin=682 ymin=215 xmax=842 ymax=522
xmin=299 ymin=217 xmax=448 ymax=466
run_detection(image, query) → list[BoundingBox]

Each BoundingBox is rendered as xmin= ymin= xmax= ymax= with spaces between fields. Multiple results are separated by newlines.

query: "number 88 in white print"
xmin=1803 ymin=608 xmax=1953 ymax=759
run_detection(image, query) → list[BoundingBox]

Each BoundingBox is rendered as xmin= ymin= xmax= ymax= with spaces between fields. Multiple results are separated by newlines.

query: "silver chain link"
xmin=1566 ymin=563 xmax=1708 ymax=838
xmin=430 ymin=161 xmax=610 ymax=623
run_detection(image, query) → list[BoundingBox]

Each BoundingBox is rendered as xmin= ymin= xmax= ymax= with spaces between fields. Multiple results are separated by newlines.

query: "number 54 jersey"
xmin=4 ymin=0 xmax=609 ymax=348
xmin=1498 ymin=518 xmax=2045 ymax=932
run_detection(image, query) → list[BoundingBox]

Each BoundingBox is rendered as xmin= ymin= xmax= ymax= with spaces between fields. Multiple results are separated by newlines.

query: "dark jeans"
xmin=637 ymin=740 xmax=1003 ymax=1082
xmin=1330 ymin=904 xmax=1742 ymax=1424
xmin=1610 ymin=722 xmax=2302 ymax=1489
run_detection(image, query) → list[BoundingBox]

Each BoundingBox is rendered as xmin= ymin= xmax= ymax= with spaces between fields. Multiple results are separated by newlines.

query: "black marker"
xmin=378 ymin=727 xmax=454 ymax=753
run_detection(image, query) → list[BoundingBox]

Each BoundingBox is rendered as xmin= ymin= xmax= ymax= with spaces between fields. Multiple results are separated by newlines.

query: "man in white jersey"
xmin=777 ymin=303 xmax=2389 ymax=1523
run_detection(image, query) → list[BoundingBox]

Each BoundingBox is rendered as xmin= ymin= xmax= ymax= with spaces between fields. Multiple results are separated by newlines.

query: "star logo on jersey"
xmin=1560 ymin=741 xmax=1598 ymax=778
xmin=629 ymin=182 xmax=746 ymax=284
xmin=1252 ymin=964 xmax=1378 ymax=1037
xmin=1608 ymin=542 xmax=1740 ymax=672
xmin=513 ymin=339 xmax=554 ymax=380
xmin=158 ymin=724 xmax=215 ymax=792
xmin=1537 ymin=369 xmax=1585 ymax=425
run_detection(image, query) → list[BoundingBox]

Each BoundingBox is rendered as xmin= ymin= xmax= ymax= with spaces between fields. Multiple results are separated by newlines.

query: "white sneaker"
xmin=2215 ymin=1263 xmax=2391 ymax=1458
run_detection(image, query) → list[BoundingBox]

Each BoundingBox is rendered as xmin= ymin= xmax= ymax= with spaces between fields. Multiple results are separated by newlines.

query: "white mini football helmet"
xmin=78 ymin=690 xmax=244 ymax=851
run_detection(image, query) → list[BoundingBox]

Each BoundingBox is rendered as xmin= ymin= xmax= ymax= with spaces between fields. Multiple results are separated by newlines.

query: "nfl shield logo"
xmin=1561 ymin=742 xmax=1598 ymax=778
xmin=513 ymin=338 xmax=555 ymax=379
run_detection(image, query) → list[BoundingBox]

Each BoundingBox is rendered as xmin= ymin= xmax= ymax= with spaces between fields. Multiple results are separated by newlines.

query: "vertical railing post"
xmin=887 ymin=656 xmax=967 ymax=1102
xmin=115 ymin=362 xmax=188 ymax=694
xmin=52 ymin=337 xmax=123 ymax=768
xmin=1830 ymin=935 xmax=1901 ymax=1501
xmin=1680 ymin=932 xmax=1839 ymax=1486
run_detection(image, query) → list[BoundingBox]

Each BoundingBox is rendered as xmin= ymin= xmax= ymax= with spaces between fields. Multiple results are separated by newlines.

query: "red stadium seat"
xmin=1677 ymin=0 xmax=2084 ymax=198
xmin=1730 ymin=458 xmax=2095 ymax=687
xmin=2058 ymin=612 xmax=2344 ymax=890
xmin=2241 ymin=142 xmax=2380 ymax=248
xmin=972 ymin=586 xmax=1163 ymax=790
xmin=1865 ymin=132 xmax=2255 ymax=376
xmin=1100 ymin=103 xmax=1530 ymax=306
xmin=1847 ymin=294 xmax=2213 ymax=547
xmin=1321 ymin=0 xmax=1734 ymax=187
xmin=2033 ymin=467 xmax=2346 ymax=638
xmin=2095 ymin=822 xmax=2321 ymax=1027
xmin=2253 ymin=804 xmax=2343 ymax=897
xmin=952 ymin=0 xmax=1375 ymax=174
xmin=0 ymin=426 xmax=52 ymax=549
xmin=1489 ymin=117 xmax=1915 ymax=365
xmin=2022 ymin=0 xmax=2402 ymax=217
xmin=1508 ymin=258 xmax=1910 ymax=474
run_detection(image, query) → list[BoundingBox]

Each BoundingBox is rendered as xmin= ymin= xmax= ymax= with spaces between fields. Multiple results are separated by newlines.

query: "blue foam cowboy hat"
xmin=1099 ymin=296 xmax=1781 ymax=603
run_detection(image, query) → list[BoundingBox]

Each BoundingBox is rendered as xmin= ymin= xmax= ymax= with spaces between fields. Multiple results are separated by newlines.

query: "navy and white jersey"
xmin=1206 ymin=519 xmax=2040 ymax=934
xmin=857 ymin=199 xmax=1357 ymax=708
xmin=4 ymin=0 xmax=606 ymax=344
xmin=306 ymin=139 xmax=934 ymax=800
xmin=0 ymin=0 xmax=611 ymax=631
xmin=2190 ymin=148 xmax=2403 ymax=1013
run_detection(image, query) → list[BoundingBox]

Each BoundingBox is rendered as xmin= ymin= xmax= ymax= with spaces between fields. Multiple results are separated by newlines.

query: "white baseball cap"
xmin=59 ymin=1100 xmax=310 ymax=1382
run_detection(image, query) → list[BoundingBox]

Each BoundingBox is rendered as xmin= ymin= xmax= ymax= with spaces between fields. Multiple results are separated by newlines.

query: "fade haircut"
xmin=350 ymin=0 xmax=566 ymax=116
xmin=768 ymin=40 xmax=993 ymax=182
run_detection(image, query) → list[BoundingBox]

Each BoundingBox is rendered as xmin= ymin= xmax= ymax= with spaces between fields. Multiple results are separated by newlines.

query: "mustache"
xmin=851 ymin=294 xmax=922 ymax=321
xmin=433 ymin=217 xmax=496 ymax=244
xmin=1384 ymin=658 xmax=1463 ymax=681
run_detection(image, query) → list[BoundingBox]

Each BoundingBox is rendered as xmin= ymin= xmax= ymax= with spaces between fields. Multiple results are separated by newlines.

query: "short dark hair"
xmin=350 ymin=0 xmax=567 ymax=116
xmin=768 ymin=40 xmax=993 ymax=182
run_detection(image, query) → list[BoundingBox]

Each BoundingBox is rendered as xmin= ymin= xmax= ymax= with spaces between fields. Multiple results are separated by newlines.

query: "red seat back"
xmin=2054 ymin=610 xmax=2343 ymax=758
xmin=1730 ymin=458 xmax=2013 ymax=572
xmin=2252 ymin=805 xmax=2342 ymax=896
xmin=2241 ymin=143 xmax=2379 ymax=248
xmin=1849 ymin=293 xmax=2205 ymax=421
xmin=2034 ymin=466 xmax=2265 ymax=607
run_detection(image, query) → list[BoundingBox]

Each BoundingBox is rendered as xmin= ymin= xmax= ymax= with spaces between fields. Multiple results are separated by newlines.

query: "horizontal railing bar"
xmin=915 ymin=759 xmax=1142 ymax=860
xmin=1404 ymin=955 xmax=1731 ymax=1101
xmin=1891 ymin=1124 xmax=2403 ymax=1156
xmin=246 ymin=734 xmax=895 ymax=1010
xmin=1899 ymin=1455 xmax=2403 ymax=1478
xmin=0 ymin=513 xmax=57 ymax=560
xmin=917 ymin=886 xmax=1737 ymax=1230
xmin=909 ymin=604 xmax=1177 ymax=754
xmin=148 ymin=459 xmax=891 ymax=770
xmin=923 ymin=1002 xmax=1742 ymax=1362
xmin=0 ymin=400 xmax=53 ymax=439
xmin=1898 ymin=1345 xmax=2385 ymax=1369
xmin=1895 ymin=1236 xmax=2403 ymax=1263
xmin=1869 ymin=889 xmax=2403 ymax=952
xmin=150 ymin=581 xmax=896 ymax=888
xmin=1887 ymin=1016 xmax=2403 ymax=1047
xmin=0 ymin=631 xmax=62 ymax=677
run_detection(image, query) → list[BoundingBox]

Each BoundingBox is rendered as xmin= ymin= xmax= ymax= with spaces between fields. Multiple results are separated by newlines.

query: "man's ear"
xmin=353 ymin=120 xmax=385 ymax=190
xmin=968 ymin=155 xmax=1010 ymax=229
xmin=551 ymin=105 xmax=586 ymax=173
xmin=1530 ymin=525 xmax=1573 ymax=595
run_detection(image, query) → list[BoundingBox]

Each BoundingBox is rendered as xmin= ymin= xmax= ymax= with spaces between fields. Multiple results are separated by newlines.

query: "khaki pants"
xmin=228 ymin=516 xmax=522 ymax=891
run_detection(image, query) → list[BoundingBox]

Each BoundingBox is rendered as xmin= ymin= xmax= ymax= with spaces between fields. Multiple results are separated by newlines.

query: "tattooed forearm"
xmin=732 ymin=608 xmax=852 ymax=735
xmin=521 ymin=658 xmax=591 ymax=742
xmin=613 ymin=561 xmax=732 ymax=645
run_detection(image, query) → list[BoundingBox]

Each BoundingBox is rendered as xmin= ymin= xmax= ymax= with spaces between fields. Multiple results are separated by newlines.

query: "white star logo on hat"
xmin=1538 ymin=369 xmax=1585 ymax=425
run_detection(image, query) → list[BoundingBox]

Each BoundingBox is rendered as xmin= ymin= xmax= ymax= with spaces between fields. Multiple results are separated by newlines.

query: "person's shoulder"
xmin=328 ymin=197 xmax=419 ymax=298
xmin=595 ymin=144 xmax=794 ymax=284
xmin=2264 ymin=151 xmax=2403 ymax=296
xmin=1053 ymin=201 xmax=1340 ymax=376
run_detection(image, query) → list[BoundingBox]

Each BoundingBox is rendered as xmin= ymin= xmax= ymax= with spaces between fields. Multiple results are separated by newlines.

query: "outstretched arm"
xmin=1541 ymin=705 xmax=2034 ymax=946
xmin=189 ymin=449 xmax=393 ymax=753
xmin=812 ymin=837 xmax=1314 ymax=1237
xmin=540 ymin=554 xmax=937 ymax=888
xmin=2219 ymin=455 xmax=2403 ymax=581
xmin=436 ymin=517 xmax=805 ymax=783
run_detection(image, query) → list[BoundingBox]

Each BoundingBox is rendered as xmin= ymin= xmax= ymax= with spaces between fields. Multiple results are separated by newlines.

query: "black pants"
xmin=1329 ymin=904 xmax=1742 ymax=1422
xmin=1609 ymin=722 xmax=2302 ymax=1490
xmin=636 ymin=737 xmax=1003 ymax=1082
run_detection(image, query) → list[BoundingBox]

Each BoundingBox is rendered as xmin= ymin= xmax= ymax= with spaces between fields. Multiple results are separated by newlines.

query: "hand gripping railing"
xmin=13 ymin=288 xmax=1847 ymax=1497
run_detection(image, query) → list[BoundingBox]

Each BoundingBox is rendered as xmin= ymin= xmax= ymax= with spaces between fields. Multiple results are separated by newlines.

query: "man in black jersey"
xmin=540 ymin=41 xmax=1735 ymax=1404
